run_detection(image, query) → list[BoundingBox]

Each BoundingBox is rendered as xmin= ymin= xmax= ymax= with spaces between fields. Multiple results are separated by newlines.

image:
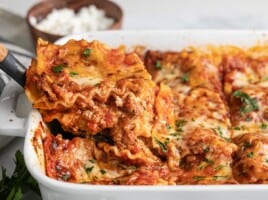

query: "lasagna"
xmin=26 ymin=39 xmax=268 ymax=185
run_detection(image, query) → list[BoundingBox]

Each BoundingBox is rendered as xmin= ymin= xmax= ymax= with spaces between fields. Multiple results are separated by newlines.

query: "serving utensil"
xmin=0 ymin=43 xmax=26 ymax=86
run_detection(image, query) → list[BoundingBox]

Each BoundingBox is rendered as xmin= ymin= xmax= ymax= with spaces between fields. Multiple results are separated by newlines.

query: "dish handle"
xmin=0 ymin=81 xmax=32 ymax=137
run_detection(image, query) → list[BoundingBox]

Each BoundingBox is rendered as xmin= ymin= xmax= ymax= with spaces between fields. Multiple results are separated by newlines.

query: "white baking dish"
xmin=4 ymin=30 xmax=268 ymax=200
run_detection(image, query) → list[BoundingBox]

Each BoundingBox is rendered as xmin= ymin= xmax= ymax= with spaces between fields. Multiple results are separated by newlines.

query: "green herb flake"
xmin=155 ymin=60 xmax=162 ymax=70
xmin=247 ymin=152 xmax=254 ymax=158
xmin=233 ymin=126 xmax=241 ymax=131
xmin=166 ymin=124 xmax=172 ymax=130
xmin=212 ymin=175 xmax=228 ymax=181
xmin=203 ymin=147 xmax=210 ymax=153
xmin=175 ymin=119 xmax=187 ymax=133
xmin=85 ymin=166 xmax=94 ymax=174
xmin=192 ymin=176 xmax=205 ymax=181
xmin=214 ymin=164 xmax=225 ymax=171
xmin=89 ymin=159 xmax=95 ymax=163
xmin=243 ymin=142 xmax=252 ymax=149
xmin=100 ymin=169 xmax=106 ymax=175
xmin=83 ymin=48 xmax=91 ymax=57
xmin=204 ymin=158 xmax=215 ymax=165
xmin=212 ymin=126 xmax=230 ymax=142
xmin=233 ymin=90 xmax=259 ymax=114
xmin=181 ymin=73 xmax=189 ymax=83
xmin=265 ymin=159 xmax=268 ymax=163
xmin=52 ymin=64 xmax=65 ymax=73
xmin=155 ymin=138 xmax=168 ymax=152
xmin=69 ymin=71 xmax=78 ymax=76
xmin=62 ymin=173 xmax=71 ymax=181
xmin=262 ymin=77 xmax=268 ymax=82
xmin=260 ymin=123 xmax=267 ymax=130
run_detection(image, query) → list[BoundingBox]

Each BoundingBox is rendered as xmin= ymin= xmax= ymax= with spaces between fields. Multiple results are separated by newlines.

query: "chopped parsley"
xmin=62 ymin=173 xmax=71 ymax=181
xmin=204 ymin=158 xmax=215 ymax=165
xmin=233 ymin=126 xmax=241 ymax=131
xmin=233 ymin=90 xmax=259 ymax=114
xmin=265 ymin=159 xmax=268 ymax=163
xmin=155 ymin=138 xmax=168 ymax=152
xmin=212 ymin=175 xmax=228 ymax=181
xmin=262 ymin=77 xmax=268 ymax=82
xmin=85 ymin=166 xmax=94 ymax=174
xmin=214 ymin=164 xmax=225 ymax=171
xmin=155 ymin=60 xmax=162 ymax=70
xmin=100 ymin=169 xmax=106 ymax=175
xmin=52 ymin=64 xmax=66 ymax=73
xmin=166 ymin=124 xmax=172 ymax=130
xmin=89 ymin=159 xmax=95 ymax=163
xmin=69 ymin=71 xmax=78 ymax=76
xmin=212 ymin=126 xmax=230 ymax=142
xmin=203 ymin=147 xmax=210 ymax=153
xmin=181 ymin=73 xmax=189 ymax=83
xmin=243 ymin=142 xmax=252 ymax=150
xmin=260 ymin=123 xmax=267 ymax=130
xmin=247 ymin=152 xmax=254 ymax=158
xmin=175 ymin=119 xmax=187 ymax=132
xmin=192 ymin=176 xmax=205 ymax=181
xmin=83 ymin=48 xmax=91 ymax=57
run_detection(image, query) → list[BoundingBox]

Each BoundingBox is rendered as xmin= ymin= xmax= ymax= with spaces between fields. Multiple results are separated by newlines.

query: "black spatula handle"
xmin=0 ymin=43 xmax=25 ymax=87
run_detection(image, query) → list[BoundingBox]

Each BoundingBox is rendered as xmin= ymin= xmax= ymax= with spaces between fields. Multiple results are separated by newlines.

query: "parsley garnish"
xmin=212 ymin=126 xmax=230 ymax=142
xmin=233 ymin=126 xmax=241 ymax=130
xmin=83 ymin=48 xmax=91 ymax=57
xmin=52 ymin=64 xmax=65 ymax=73
xmin=69 ymin=71 xmax=78 ymax=76
xmin=155 ymin=60 xmax=162 ymax=70
xmin=85 ymin=166 xmax=94 ymax=174
xmin=260 ymin=123 xmax=267 ymax=130
xmin=203 ymin=147 xmax=210 ymax=153
xmin=204 ymin=158 xmax=215 ymax=165
xmin=62 ymin=173 xmax=71 ymax=181
xmin=212 ymin=175 xmax=228 ymax=181
xmin=175 ymin=119 xmax=187 ymax=132
xmin=0 ymin=151 xmax=40 ymax=200
xmin=181 ymin=73 xmax=189 ymax=83
xmin=243 ymin=142 xmax=252 ymax=150
xmin=247 ymin=152 xmax=254 ymax=158
xmin=100 ymin=169 xmax=106 ymax=175
xmin=214 ymin=164 xmax=225 ymax=171
xmin=192 ymin=176 xmax=205 ymax=181
xmin=155 ymin=138 xmax=168 ymax=152
xmin=166 ymin=124 xmax=172 ymax=130
xmin=233 ymin=90 xmax=259 ymax=114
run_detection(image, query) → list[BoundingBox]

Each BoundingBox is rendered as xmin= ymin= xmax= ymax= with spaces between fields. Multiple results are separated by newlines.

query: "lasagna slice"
xmin=26 ymin=39 xmax=156 ymax=138
xmin=144 ymin=49 xmax=237 ymax=184
xmin=222 ymin=45 xmax=268 ymax=97
xmin=229 ymin=86 xmax=268 ymax=138
xmin=144 ymin=48 xmax=223 ymax=96
xmin=232 ymin=133 xmax=268 ymax=183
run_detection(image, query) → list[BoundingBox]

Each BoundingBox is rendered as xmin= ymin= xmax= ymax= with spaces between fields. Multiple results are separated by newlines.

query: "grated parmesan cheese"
xmin=30 ymin=5 xmax=115 ymax=35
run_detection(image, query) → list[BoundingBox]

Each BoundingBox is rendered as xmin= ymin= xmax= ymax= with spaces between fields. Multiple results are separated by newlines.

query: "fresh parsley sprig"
xmin=0 ymin=151 xmax=41 ymax=200
xmin=233 ymin=90 xmax=259 ymax=114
